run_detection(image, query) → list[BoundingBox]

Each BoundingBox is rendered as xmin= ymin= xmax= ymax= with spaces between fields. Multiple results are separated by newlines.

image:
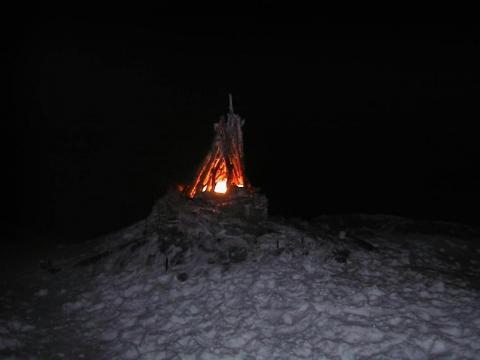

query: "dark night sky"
xmin=8 ymin=17 xmax=480 ymax=244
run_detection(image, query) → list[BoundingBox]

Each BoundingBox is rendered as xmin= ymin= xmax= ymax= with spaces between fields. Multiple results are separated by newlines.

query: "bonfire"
xmin=183 ymin=94 xmax=250 ymax=199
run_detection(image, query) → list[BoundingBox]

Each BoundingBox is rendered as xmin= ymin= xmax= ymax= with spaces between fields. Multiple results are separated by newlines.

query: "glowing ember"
xmin=214 ymin=179 xmax=228 ymax=194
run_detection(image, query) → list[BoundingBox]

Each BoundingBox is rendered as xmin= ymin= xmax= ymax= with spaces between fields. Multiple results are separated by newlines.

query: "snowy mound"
xmin=1 ymin=194 xmax=480 ymax=359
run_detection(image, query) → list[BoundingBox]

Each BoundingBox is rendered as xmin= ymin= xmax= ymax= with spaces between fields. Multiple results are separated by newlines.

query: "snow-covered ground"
xmin=2 ymin=214 xmax=480 ymax=359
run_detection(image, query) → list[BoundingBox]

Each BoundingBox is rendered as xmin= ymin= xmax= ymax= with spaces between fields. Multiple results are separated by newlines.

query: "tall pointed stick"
xmin=229 ymin=93 xmax=234 ymax=114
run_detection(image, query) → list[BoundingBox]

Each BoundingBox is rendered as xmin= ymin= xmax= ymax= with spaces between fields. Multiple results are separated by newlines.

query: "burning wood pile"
xmin=65 ymin=97 xmax=375 ymax=277
xmin=139 ymin=95 xmax=271 ymax=270
xmin=163 ymin=94 xmax=269 ymax=223
xmin=183 ymin=94 xmax=249 ymax=199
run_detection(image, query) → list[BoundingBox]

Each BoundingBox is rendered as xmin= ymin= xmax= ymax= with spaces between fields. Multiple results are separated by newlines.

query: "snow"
xmin=34 ymin=289 xmax=48 ymax=297
xmin=1 ymin=214 xmax=480 ymax=359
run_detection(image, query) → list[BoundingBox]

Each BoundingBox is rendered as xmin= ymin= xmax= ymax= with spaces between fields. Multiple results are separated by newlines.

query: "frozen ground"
xmin=1 ymin=214 xmax=480 ymax=359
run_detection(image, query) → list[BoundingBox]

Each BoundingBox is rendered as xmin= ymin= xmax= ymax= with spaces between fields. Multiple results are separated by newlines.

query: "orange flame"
xmin=196 ymin=158 xmax=244 ymax=195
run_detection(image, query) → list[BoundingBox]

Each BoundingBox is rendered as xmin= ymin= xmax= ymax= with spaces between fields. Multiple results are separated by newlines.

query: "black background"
xmin=8 ymin=17 xmax=480 ymax=244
